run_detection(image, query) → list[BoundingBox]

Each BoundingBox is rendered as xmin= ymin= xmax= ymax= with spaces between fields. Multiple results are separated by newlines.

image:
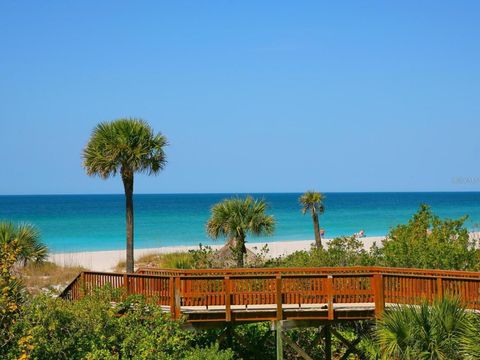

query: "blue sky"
xmin=1 ymin=1 xmax=479 ymax=195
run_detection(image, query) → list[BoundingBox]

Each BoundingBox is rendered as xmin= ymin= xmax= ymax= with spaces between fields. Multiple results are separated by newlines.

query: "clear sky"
xmin=1 ymin=1 xmax=479 ymax=195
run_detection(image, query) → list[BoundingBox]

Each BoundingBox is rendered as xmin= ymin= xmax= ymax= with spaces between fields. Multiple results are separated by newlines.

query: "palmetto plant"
xmin=299 ymin=191 xmax=325 ymax=248
xmin=83 ymin=118 xmax=167 ymax=273
xmin=460 ymin=312 xmax=480 ymax=359
xmin=206 ymin=196 xmax=275 ymax=267
xmin=375 ymin=297 xmax=471 ymax=360
xmin=0 ymin=222 xmax=47 ymax=266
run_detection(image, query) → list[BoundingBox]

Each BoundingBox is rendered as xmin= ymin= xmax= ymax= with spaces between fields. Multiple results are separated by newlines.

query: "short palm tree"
xmin=0 ymin=221 xmax=47 ymax=265
xmin=83 ymin=118 xmax=167 ymax=273
xmin=206 ymin=196 xmax=275 ymax=267
xmin=299 ymin=191 xmax=325 ymax=248
xmin=375 ymin=297 xmax=471 ymax=360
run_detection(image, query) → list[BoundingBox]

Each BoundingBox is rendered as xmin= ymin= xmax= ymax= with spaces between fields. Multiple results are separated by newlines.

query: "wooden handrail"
xmin=60 ymin=266 xmax=480 ymax=322
xmin=136 ymin=266 xmax=480 ymax=278
xmin=59 ymin=272 xmax=83 ymax=300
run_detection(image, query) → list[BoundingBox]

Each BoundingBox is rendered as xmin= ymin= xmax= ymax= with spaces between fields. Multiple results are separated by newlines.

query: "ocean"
xmin=1 ymin=192 xmax=480 ymax=253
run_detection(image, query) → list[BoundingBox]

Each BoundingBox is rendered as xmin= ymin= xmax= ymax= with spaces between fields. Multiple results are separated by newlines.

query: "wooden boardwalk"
xmin=60 ymin=266 xmax=480 ymax=325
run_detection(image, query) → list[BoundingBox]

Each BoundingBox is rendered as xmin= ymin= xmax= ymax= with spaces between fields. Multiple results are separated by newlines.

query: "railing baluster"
xmin=327 ymin=275 xmax=334 ymax=320
xmin=437 ymin=277 xmax=443 ymax=300
xmin=169 ymin=276 xmax=175 ymax=318
xmin=174 ymin=276 xmax=181 ymax=319
xmin=80 ymin=272 xmax=85 ymax=299
xmin=225 ymin=276 xmax=231 ymax=322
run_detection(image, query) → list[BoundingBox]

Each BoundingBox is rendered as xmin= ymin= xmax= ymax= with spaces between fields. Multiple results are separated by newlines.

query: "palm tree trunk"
xmin=122 ymin=173 xmax=134 ymax=273
xmin=235 ymin=236 xmax=246 ymax=268
xmin=312 ymin=211 xmax=322 ymax=248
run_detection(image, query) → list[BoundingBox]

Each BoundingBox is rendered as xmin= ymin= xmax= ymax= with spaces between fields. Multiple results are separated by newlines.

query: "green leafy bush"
xmin=380 ymin=204 xmax=479 ymax=270
xmin=268 ymin=235 xmax=377 ymax=268
xmin=0 ymin=240 xmax=24 ymax=358
xmin=183 ymin=343 xmax=234 ymax=360
xmin=271 ymin=205 xmax=479 ymax=272
xmin=4 ymin=292 xmax=199 ymax=360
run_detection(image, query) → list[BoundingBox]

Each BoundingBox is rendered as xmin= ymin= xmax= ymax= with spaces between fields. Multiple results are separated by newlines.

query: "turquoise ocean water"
xmin=1 ymin=193 xmax=480 ymax=253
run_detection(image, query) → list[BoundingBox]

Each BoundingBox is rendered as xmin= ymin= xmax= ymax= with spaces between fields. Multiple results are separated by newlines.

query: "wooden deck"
xmin=60 ymin=266 xmax=480 ymax=324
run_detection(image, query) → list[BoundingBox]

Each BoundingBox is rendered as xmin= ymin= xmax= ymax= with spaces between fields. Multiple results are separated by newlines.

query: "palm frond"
xmin=0 ymin=221 xmax=47 ymax=266
xmin=375 ymin=298 xmax=471 ymax=359
xmin=460 ymin=313 xmax=480 ymax=359
xmin=206 ymin=196 xmax=276 ymax=241
xmin=82 ymin=118 xmax=168 ymax=179
xmin=299 ymin=191 xmax=325 ymax=214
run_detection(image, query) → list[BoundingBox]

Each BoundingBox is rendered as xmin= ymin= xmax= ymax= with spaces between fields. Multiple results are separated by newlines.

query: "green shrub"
xmin=268 ymin=235 xmax=377 ymax=268
xmin=183 ymin=343 xmax=234 ymax=360
xmin=270 ymin=204 xmax=479 ymax=272
xmin=0 ymin=240 xmax=27 ymax=359
xmin=380 ymin=204 xmax=479 ymax=270
xmin=84 ymin=348 xmax=119 ymax=360
xmin=6 ymin=292 xmax=196 ymax=360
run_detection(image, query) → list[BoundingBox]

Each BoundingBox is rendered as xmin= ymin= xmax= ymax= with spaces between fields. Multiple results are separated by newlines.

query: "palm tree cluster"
xmin=83 ymin=118 xmax=167 ymax=273
xmin=82 ymin=118 xmax=327 ymax=270
xmin=206 ymin=196 xmax=275 ymax=267
xmin=205 ymin=192 xmax=328 ymax=267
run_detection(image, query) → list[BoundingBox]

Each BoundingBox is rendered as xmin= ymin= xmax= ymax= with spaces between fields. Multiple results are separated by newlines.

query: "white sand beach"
xmin=49 ymin=236 xmax=385 ymax=272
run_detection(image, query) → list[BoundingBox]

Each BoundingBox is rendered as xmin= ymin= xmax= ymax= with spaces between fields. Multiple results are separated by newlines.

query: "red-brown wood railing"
xmin=60 ymin=267 xmax=480 ymax=322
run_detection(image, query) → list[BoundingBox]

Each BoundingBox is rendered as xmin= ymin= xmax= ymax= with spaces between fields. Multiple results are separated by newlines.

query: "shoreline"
xmin=49 ymin=236 xmax=385 ymax=272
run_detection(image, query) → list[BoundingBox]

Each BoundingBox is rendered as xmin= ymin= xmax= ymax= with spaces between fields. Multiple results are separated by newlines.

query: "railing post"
xmin=275 ymin=320 xmax=283 ymax=360
xmin=225 ymin=276 xmax=231 ymax=322
xmin=276 ymin=275 xmax=283 ymax=320
xmin=80 ymin=272 xmax=85 ymax=299
xmin=169 ymin=276 xmax=175 ymax=318
xmin=436 ymin=277 xmax=443 ymax=300
xmin=324 ymin=324 xmax=332 ymax=360
xmin=373 ymin=273 xmax=385 ymax=318
xmin=174 ymin=276 xmax=181 ymax=320
xmin=327 ymin=275 xmax=334 ymax=320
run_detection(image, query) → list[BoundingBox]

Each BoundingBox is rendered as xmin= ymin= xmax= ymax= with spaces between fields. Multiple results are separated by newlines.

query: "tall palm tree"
xmin=375 ymin=297 xmax=471 ymax=360
xmin=0 ymin=221 xmax=47 ymax=265
xmin=206 ymin=196 xmax=275 ymax=267
xmin=83 ymin=118 xmax=167 ymax=273
xmin=299 ymin=191 xmax=325 ymax=248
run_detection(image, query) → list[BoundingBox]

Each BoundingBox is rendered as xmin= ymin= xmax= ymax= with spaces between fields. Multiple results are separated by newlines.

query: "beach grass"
xmin=114 ymin=251 xmax=195 ymax=272
xmin=19 ymin=261 xmax=86 ymax=294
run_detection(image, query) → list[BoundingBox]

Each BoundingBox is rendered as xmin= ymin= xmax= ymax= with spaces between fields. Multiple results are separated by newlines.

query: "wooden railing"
xmin=60 ymin=267 xmax=480 ymax=322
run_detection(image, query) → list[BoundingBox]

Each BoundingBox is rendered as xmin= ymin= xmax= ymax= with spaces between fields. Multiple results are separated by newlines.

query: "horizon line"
xmin=2 ymin=190 xmax=480 ymax=197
